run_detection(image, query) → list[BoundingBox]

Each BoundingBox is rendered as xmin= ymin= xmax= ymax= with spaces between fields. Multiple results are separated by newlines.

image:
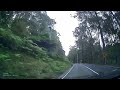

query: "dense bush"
xmin=0 ymin=11 xmax=71 ymax=79
xmin=0 ymin=28 xmax=23 ymax=50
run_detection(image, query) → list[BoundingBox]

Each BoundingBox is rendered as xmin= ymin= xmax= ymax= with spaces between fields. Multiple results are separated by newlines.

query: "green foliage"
xmin=0 ymin=11 xmax=13 ymax=28
xmin=68 ymin=46 xmax=78 ymax=63
xmin=0 ymin=53 xmax=10 ymax=61
xmin=30 ymin=34 xmax=49 ymax=41
xmin=105 ymin=43 xmax=120 ymax=65
xmin=0 ymin=28 xmax=23 ymax=50
xmin=70 ymin=11 xmax=120 ymax=65
xmin=0 ymin=11 xmax=69 ymax=79
xmin=11 ymin=19 xmax=30 ymax=38
xmin=0 ymin=51 xmax=71 ymax=79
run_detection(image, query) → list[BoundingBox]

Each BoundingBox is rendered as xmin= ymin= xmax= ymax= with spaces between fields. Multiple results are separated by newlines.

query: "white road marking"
xmin=112 ymin=69 xmax=117 ymax=71
xmin=61 ymin=64 xmax=75 ymax=79
xmin=82 ymin=64 xmax=99 ymax=75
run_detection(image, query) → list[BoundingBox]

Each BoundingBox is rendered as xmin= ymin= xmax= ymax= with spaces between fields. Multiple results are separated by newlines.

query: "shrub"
xmin=0 ymin=28 xmax=23 ymax=50
xmin=0 ymin=53 xmax=10 ymax=61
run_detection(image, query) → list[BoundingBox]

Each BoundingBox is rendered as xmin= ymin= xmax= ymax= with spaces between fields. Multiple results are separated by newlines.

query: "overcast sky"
xmin=47 ymin=11 xmax=79 ymax=55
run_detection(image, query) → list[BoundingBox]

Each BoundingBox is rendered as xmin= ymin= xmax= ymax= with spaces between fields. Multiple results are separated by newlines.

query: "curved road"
xmin=59 ymin=63 xmax=120 ymax=79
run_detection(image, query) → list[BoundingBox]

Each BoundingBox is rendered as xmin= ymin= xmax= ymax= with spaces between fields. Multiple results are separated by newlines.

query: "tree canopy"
xmin=0 ymin=11 xmax=71 ymax=79
xmin=68 ymin=11 xmax=120 ymax=65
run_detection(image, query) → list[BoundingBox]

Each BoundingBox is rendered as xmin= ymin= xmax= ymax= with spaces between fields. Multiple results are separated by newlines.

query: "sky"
xmin=47 ymin=11 xmax=79 ymax=55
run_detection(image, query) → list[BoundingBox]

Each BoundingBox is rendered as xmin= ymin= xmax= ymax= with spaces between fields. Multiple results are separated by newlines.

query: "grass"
xmin=0 ymin=27 xmax=72 ymax=79
xmin=0 ymin=50 xmax=71 ymax=79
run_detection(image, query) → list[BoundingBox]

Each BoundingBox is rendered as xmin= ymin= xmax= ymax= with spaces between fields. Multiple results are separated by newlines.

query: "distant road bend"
xmin=59 ymin=63 xmax=120 ymax=79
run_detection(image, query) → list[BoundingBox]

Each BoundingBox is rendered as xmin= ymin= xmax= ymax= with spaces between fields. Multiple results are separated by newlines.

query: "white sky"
xmin=47 ymin=11 xmax=79 ymax=55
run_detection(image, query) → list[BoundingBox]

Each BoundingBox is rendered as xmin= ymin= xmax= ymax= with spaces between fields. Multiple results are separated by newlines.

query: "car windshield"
xmin=0 ymin=11 xmax=120 ymax=79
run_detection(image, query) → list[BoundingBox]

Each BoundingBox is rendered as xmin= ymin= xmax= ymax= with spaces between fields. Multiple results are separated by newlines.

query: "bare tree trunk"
xmin=77 ymin=50 xmax=78 ymax=63
xmin=78 ymin=35 xmax=83 ymax=63
xmin=110 ymin=11 xmax=120 ymax=40
xmin=91 ymin=45 xmax=94 ymax=63
xmin=116 ymin=56 xmax=117 ymax=64
xmin=94 ymin=11 xmax=106 ymax=64
xmin=90 ymin=35 xmax=93 ymax=64
xmin=81 ymin=38 xmax=83 ymax=63
xmin=110 ymin=11 xmax=120 ymax=27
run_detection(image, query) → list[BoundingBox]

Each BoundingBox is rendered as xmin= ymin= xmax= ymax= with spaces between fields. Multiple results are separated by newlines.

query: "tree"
xmin=0 ymin=11 xmax=14 ymax=28
xmin=68 ymin=46 xmax=78 ymax=63
xmin=0 ymin=11 xmax=65 ymax=60
xmin=69 ymin=11 xmax=120 ymax=65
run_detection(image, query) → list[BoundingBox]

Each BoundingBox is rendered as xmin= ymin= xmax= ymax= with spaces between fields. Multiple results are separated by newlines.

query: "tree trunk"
xmin=90 ymin=35 xmax=94 ymax=64
xmin=94 ymin=12 xmax=105 ymax=50
xmin=116 ymin=56 xmax=117 ymax=65
xmin=81 ymin=39 xmax=83 ymax=63
xmin=94 ymin=11 xmax=106 ymax=64
xmin=78 ymin=35 xmax=83 ymax=63
xmin=110 ymin=11 xmax=120 ymax=27
xmin=77 ymin=51 xmax=78 ymax=63
xmin=91 ymin=45 xmax=94 ymax=63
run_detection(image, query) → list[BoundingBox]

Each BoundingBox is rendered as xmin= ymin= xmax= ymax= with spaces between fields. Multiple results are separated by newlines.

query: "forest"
xmin=0 ymin=11 xmax=120 ymax=79
xmin=0 ymin=11 xmax=71 ymax=79
xmin=68 ymin=11 xmax=120 ymax=66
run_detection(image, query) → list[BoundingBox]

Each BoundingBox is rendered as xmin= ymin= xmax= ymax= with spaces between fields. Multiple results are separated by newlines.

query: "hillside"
xmin=0 ymin=11 xmax=71 ymax=79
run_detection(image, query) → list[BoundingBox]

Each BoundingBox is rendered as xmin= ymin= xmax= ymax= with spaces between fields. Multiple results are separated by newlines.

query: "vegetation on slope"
xmin=0 ymin=11 xmax=71 ymax=79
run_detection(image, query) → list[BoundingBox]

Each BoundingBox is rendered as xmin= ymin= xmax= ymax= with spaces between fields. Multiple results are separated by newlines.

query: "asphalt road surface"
xmin=59 ymin=63 xmax=120 ymax=79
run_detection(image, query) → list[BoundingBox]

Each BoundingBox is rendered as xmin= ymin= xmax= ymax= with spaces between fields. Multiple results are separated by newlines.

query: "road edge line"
xmin=61 ymin=64 xmax=75 ymax=79
xmin=82 ymin=64 xmax=99 ymax=75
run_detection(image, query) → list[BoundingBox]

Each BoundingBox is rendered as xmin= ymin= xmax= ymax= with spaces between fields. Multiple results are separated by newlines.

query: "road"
xmin=59 ymin=63 xmax=120 ymax=79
